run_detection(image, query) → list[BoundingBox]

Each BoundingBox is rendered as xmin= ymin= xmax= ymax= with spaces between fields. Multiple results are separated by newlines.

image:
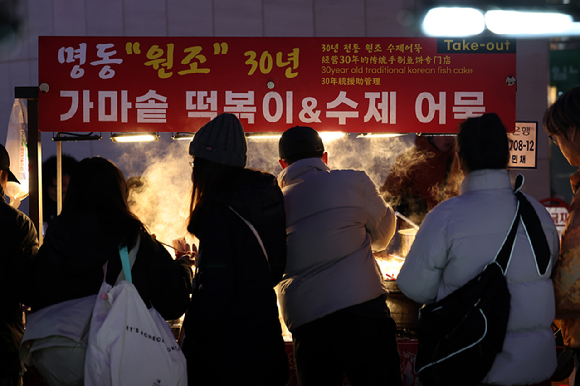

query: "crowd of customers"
xmin=3 ymin=90 xmax=580 ymax=385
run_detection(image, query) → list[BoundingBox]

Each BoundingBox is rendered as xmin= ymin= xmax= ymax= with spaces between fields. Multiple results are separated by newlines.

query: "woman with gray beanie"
xmin=180 ymin=113 xmax=289 ymax=386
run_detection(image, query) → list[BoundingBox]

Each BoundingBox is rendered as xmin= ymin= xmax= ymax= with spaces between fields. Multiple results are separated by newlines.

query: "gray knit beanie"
xmin=188 ymin=113 xmax=247 ymax=167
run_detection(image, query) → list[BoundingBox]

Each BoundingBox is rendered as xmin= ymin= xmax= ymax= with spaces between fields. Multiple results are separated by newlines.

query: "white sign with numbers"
xmin=508 ymin=121 xmax=537 ymax=169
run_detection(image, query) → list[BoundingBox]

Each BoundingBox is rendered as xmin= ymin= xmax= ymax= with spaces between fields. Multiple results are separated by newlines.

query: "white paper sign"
xmin=508 ymin=121 xmax=537 ymax=169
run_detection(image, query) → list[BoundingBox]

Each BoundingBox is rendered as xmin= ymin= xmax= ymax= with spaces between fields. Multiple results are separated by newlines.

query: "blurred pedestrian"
xmin=544 ymin=86 xmax=580 ymax=386
xmin=0 ymin=143 xmax=38 ymax=386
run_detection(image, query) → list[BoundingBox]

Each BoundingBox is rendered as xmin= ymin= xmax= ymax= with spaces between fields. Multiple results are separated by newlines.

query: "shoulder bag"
xmin=84 ymin=236 xmax=187 ymax=386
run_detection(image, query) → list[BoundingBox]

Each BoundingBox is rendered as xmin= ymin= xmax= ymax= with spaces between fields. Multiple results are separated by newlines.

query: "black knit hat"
xmin=0 ymin=144 xmax=19 ymax=184
xmin=189 ymin=113 xmax=247 ymax=167
xmin=278 ymin=126 xmax=324 ymax=160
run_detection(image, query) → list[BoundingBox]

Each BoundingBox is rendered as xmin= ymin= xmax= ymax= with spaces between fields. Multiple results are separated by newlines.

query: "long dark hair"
xmin=62 ymin=157 xmax=144 ymax=249
xmin=188 ymin=157 xmax=243 ymax=233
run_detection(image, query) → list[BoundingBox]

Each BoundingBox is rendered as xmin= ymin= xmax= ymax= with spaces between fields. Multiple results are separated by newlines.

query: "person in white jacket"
xmin=276 ymin=126 xmax=401 ymax=386
xmin=397 ymin=113 xmax=560 ymax=386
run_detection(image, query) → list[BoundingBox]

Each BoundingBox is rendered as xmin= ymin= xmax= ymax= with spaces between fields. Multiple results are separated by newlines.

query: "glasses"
xmin=549 ymin=135 xmax=558 ymax=145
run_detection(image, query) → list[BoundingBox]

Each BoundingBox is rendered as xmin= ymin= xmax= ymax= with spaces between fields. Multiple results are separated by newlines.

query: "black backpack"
xmin=414 ymin=175 xmax=551 ymax=386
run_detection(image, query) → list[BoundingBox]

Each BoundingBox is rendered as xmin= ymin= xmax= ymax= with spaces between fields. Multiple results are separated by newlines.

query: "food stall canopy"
xmin=38 ymin=36 xmax=516 ymax=134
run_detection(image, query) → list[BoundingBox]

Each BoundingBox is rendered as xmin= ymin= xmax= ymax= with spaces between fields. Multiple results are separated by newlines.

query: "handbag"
xmin=415 ymin=174 xmax=551 ymax=386
xmin=84 ymin=238 xmax=187 ymax=386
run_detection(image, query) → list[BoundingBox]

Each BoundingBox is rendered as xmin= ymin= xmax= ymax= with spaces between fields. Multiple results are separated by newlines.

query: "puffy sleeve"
xmin=396 ymin=205 xmax=450 ymax=304
xmin=361 ymin=172 xmax=396 ymax=251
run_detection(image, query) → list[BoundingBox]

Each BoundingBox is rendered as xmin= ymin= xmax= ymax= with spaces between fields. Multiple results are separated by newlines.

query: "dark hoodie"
xmin=31 ymin=211 xmax=193 ymax=321
xmin=182 ymin=168 xmax=289 ymax=386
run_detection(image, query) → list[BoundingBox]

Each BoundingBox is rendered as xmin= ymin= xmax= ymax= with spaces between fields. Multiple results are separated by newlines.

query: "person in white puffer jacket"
xmin=397 ymin=113 xmax=560 ymax=386
xmin=276 ymin=126 xmax=401 ymax=386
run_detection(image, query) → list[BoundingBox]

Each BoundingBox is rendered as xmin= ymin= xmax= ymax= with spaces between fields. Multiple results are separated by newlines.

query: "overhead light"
xmin=485 ymin=10 xmax=573 ymax=35
xmin=319 ymin=132 xmax=347 ymax=141
xmin=246 ymin=133 xmax=281 ymax=139
xmin=422 ymin=7 xmax=485 ymax=36
xmin=246 ymin=132 xmax=347 ymax=141
xmin=172 ymin=132 xmax=195 ymax=141
xmin=356 ymin=133 xmax=407 ymax=138
xmin=111 ymin=132 xmax=159 ymax=143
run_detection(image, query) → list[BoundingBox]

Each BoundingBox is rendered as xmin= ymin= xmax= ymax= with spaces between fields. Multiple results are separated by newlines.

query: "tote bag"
xmin=84 ymin=242 xmax=187 ymax=386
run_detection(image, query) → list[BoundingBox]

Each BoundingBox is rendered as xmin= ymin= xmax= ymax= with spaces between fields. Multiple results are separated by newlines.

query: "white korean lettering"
xmin=186 ymin=91 xmax=218 ymax=119
xmin=83 ymin=90 xmax=94 ymax=123
xmin=91 ymin=44 xmax=123 ymax=79
xmin=135 ymin=90 xmax=168 ymax=123
xmin=326 ymin=91 xmax=359 ymax=125
xmin=60 ymin=91 xmax=79 ymax=121
xmin=262 ymin=92 xmax=293 ymax=123
xmin=224 ymin=91 xmax=256 ymax=124
xmin=58 ymin=44 xmax=87 ymax=79
xmin=452 ymin=92 xmax=485 ymax=120
xmin=364 ymin=92 xmax=396 ymax=124
xmin=98 ymin=91 xmax=117 ymax=121
xmin=415 ymin=92 xmax=446 ymax=124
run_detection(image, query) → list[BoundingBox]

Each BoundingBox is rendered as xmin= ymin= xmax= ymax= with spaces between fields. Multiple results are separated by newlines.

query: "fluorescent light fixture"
xmin=110 ymin=133 xmax=159 ymax=143
xmin=246 ymin=133 xmax=282 ymax=139
xmin=319 ymin=132 xmax=347 ymax=141
xmin=356 ymin=133 xmax=407 ymax=138
xmin=246 ymin=132 xmax=347 ymax=141
xmin=485 ymin=10 xmax=573 ymax=35
xmin=423 ymin=7 xmax=485 ymax=36
xmin=172 ymin=133 xmax=195 ymax=140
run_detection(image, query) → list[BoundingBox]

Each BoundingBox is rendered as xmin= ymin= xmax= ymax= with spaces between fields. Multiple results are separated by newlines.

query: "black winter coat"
xmin=182 ymin=168 xmax=289 ymax=386
xmin=0 ymin=186 xmax=38 ymax=377
xmin=31 ymin=211 xmax=193 ymax=321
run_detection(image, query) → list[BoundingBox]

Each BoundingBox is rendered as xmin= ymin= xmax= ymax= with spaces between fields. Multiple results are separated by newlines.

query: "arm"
xmin=144 ymin=233 xmax=194 ymax=320
xmin=362 ymin=172 xmax=396 ymax=251
xmin=396 ymin=206 xmax=449 ymax=304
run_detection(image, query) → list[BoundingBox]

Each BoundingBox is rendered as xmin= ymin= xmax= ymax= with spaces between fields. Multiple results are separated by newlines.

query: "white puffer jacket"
xmin=276 ymin=158 xmax=396 ymax=331
xmin=397 ymin=169 xmax=560 ymax=385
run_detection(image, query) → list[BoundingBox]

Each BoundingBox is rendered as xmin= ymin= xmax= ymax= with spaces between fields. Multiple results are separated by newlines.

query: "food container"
xmin=398 ymin=228 xmax=417 ymax=257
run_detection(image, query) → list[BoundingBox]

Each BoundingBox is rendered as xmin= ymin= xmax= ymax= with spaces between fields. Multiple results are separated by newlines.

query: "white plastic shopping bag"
xmin=84 ymin=247 xmax=187 ymax=386
xmin=4 ymin=98 xmax=29 ymax=208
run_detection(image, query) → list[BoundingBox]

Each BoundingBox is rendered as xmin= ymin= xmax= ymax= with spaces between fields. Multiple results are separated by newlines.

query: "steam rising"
xmin=117 ymin=134 xmax=415 ymax=256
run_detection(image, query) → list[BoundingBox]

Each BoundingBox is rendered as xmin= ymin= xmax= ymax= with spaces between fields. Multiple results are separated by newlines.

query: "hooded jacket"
xmin=182 ymin=168 xmax=289 ymax=386
xmin=276 ymin=158 xmax=396 ymax=332
xmin=397 ymin=169 xmax=560 ymax=385
xmin=31 ymin=211 xmax=193 ymax=321
xmin=0 ymin=184 xmax=38 ymax=377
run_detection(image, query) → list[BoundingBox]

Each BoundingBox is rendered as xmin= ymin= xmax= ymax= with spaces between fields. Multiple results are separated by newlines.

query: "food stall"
xmin=27 ymin=35 xmax=517 ymax=385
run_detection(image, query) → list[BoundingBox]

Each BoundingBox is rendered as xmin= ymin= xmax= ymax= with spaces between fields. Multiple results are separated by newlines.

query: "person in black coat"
xmin=181 ymin=113 xmax=289 ymax=386
xmin=0 ymin=144 xmax=38 ymax=386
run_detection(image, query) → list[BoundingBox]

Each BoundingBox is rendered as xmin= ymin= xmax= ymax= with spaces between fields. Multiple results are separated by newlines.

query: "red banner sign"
xmin=38 ymin=36 xmax=516 ymax=133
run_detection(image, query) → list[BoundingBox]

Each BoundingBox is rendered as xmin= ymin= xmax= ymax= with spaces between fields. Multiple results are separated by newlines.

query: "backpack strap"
xmin=494 ymin=195 xmax=521 ymax=274
xmin=494 ymin=174 xmax=551 ymax=276
xmin=513 ymin=175 xmax=551 ymax=276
